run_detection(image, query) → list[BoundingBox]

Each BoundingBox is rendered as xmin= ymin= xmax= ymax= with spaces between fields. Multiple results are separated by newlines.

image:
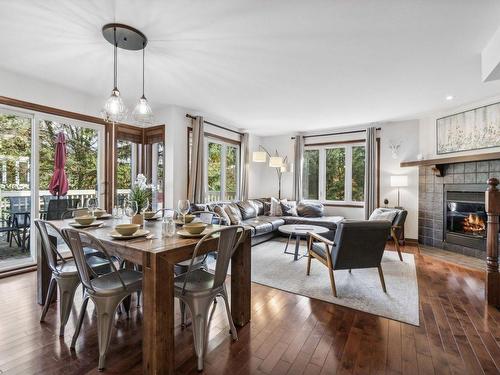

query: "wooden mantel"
xmin=400 ymin=152 xmax=500 ymax=176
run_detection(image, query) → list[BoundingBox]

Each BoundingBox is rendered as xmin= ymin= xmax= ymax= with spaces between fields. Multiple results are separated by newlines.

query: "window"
xmin=303 ymin=143 xmax=365 ymax=204
xmin=205 ymin=138 xmax=240 ymax=202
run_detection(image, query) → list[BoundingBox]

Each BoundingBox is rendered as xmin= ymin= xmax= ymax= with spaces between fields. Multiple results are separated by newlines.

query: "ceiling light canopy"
xmin=101 ymin=23 xmax=153 ymax=125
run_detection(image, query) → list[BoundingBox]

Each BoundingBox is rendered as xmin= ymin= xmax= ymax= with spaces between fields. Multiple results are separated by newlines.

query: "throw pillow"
xmin=224 ymin=203 xmax=243 ymax=224
xmin=369 ymin=208 xmax=398 ymax=223
xmin=214 ymin=205 xmax=231 ymax=225
xmin=280 ymin=201 xmax=298 ymax=216
xmin=263 ymin=202 xmax=271 ymax=216
xmin=270 ymin=197 xmax=288 ymax=216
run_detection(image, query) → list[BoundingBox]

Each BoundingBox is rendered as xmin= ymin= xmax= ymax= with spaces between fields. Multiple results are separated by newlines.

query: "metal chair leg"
xmin=40 ymin=277 xmax=57 ymax=322
xmin=57 ymin=277 xmax=80 ymax=336
xmin=94 ymin=294 xmax=125 ymax=371
xmin=71 ymin=296 xmax=90 ymax=349
xmin=220 ymin=290 xmax=238 ymax=340
xmin=182 ymin=297 xmax=212 ymax=372
xmin=180 ymin=300 xmax=187 ymax=328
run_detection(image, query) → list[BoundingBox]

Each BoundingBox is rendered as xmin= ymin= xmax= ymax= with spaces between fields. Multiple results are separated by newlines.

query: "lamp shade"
xmin=269 ymin=156 xmax=284 ymax=168
xmin=390 ymin=175 xmax=408 ymax=187
xmin=252 ymin=151 xmax=267 ymax=162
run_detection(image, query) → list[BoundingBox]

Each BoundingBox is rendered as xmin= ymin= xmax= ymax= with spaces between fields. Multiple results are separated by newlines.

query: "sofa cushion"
xmin=213 ymin=205 xmax=231 ymax=225
xmin=270 ymin=197 xmax=283 ymax=216
xmin=283 ymin=216 xmax=343 ymax=230
xmin=297 ymin=201 xmax=324 ymax=217
xmin=258 ymin=216 xmax=285 ymax=230
xmin=224 ymin=203 xmax=242 ymax=225
xmin=237 ymin=200 xmax=257 ymax=220
xmin=263 ymin=202 xmax=271 ymax=216
xmin=242 ymin=217 xmax=274 ymax=236
xmin=249 ymin=199 xmax=264 ymax=216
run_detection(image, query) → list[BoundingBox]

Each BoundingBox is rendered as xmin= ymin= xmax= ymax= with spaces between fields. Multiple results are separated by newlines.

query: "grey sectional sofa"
xmin=191 ymin=198 xmax=344 ymax=246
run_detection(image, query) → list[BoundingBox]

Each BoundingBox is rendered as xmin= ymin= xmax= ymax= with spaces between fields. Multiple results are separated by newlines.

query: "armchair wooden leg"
xmin=329 ymin=269 xmax=337 ymax=297
xmin=377 ymin=266 xmax=387 ymax=293
xmin=391 ymin=229 xmax=403 ymax=261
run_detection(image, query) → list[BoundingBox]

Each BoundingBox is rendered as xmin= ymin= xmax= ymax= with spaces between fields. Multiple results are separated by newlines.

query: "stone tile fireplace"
xmin=418 ymin=159 xmax=500 ymax=259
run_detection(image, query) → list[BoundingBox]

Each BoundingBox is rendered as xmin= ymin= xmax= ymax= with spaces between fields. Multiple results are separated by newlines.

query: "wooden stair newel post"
xmin=486 ymin=178 xmax=500 ymax=306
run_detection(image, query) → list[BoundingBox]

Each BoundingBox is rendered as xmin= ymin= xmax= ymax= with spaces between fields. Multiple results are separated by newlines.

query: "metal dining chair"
xmin=175 ymin=225 xmax=246 ymax=371
xmin=176 ymin=210 xmax=222 ymax=327
xmin=62 ymin=228 xmax=142 ymax=371
xmin=34 ymin=219 xmax=110 ymax=336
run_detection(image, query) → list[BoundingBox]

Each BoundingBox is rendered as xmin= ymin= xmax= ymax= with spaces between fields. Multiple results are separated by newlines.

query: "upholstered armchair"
xmin=306 ymin=220 xmax=391 ymax=297
xmin=368 ymin=208 xmax=408 ymax=261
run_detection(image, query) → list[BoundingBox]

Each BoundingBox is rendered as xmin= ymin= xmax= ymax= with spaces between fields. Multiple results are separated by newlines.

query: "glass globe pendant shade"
xmin=101 ymin=88 xmax=128 ymax=123
xmin=132 ymin=95 xmax=154 ymax=125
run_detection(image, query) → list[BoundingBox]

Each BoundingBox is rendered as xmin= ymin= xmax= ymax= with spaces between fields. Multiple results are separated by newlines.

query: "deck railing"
xmin=206 ymin=191 xmax=237 ymax=203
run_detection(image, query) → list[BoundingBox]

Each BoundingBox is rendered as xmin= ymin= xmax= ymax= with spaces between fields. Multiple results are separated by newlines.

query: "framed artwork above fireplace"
xmin=436 ymin=101 xmax=500 ymax=155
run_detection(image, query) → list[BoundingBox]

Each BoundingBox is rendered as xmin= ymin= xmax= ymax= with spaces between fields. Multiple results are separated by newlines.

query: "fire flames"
xmin=462 ymin=213 xmax=486 ymax=235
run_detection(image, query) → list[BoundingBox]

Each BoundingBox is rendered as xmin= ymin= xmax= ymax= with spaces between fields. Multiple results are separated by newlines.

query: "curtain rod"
xmin=186 ymin=114 xmax=244 ymax=136
xmin=291 ymin=127 xmax=381 ymax=140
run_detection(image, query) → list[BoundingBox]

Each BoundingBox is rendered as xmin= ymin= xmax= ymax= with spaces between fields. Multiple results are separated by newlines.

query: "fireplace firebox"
xmin=444 ymin=184 xmax=486 ymax=251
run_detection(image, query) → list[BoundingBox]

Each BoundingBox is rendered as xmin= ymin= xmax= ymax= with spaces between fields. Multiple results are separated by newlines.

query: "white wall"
xmin=418 ymin=94 xmax=500 ymax=160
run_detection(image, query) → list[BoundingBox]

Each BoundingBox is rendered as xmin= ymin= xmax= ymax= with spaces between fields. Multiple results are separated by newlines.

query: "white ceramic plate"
xmin=69 ymin=221 xmax=104 ymax=228
xmin=109 ymin=229 xmax=150 ymax=240
xmin=177 ymin=229 xmax=212 ymax=238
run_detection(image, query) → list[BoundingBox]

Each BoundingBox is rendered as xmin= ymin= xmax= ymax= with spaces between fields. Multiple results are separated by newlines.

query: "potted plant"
xmin=129 ymin=174 xmax=153 ymax=226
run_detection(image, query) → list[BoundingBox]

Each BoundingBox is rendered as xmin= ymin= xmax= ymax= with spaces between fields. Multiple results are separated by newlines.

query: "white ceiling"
xmin=1 ymin=0 xmax=500 ymax=135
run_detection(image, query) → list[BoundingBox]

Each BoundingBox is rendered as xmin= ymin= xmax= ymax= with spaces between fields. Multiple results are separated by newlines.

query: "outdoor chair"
xmin=45 ymin=198 xmax=80 ymax=221
xmin=62 ymin=228 xmax=142 ymax=371
xmin=306 ymin=220 xmax=391 ymax=298
xmin=175 ymin=225 xmax=246 ymax=371
xmin=35 ymin=219 xmax=110 ymax=336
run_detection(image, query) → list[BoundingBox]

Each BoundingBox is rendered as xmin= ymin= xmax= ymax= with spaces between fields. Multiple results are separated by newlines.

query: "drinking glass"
xmin=87 ymin=197 xmax=97 ymax=217
xmin=124 ymin=200 xmax=138 ymax=222
xmin=142 ymin=198 xmax=150 ymax=214
xmin=177 ymin=199 xmax=190 ymax=224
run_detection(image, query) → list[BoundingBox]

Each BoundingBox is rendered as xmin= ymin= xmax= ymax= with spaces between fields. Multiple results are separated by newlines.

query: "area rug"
xmin=249 ymin=239 xmax=419 ymax=326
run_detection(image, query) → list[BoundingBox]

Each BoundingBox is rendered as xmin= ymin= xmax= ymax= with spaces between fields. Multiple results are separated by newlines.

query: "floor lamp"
xmin=390 ymin=175 xmax=408 ymax=209
xmin=252 ymin=145 xmax=289 ymax=199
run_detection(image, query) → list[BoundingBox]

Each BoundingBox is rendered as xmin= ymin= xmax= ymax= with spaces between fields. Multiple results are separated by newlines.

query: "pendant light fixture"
xmin=132 ymin=44 xmax=154 ymax=125
xmin=101 ymin=23 xmax=150 ymax=124
xmin=101 ymin=27 xmax=127 ymax=123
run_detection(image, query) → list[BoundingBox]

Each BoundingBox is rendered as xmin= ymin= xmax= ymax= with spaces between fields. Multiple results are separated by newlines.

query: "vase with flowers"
xmin=128 ymin=174 xmax=153 ymax=226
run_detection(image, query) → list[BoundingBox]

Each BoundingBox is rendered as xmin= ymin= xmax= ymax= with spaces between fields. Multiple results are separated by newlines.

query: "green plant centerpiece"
xmin=129 ymin=174 xmax=153 ymax=225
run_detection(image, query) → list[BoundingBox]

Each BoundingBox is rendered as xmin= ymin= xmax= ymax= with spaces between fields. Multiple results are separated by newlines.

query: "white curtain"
xmin=240 ymin=133 xmax=250 ymax=200
xmin=293 ymin=135 xmax=304 ymax=201
xmin=188 ymin=116 xmax=205 ymax=203
xmin=364 ymin=127 xmax=377 ymax=219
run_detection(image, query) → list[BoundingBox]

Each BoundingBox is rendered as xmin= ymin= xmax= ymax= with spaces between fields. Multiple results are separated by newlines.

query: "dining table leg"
xmin=142 ymin=252 xmax=175 ymax=375
xmin=37 ymin=234 xmax=57 ymax=305
xmin=230 ymin=231 xmax=251 ymax=326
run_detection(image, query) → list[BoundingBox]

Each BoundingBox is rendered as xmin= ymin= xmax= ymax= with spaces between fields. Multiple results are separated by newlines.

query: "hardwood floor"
xmin=0 ymin=243 xmax=498 ymax=374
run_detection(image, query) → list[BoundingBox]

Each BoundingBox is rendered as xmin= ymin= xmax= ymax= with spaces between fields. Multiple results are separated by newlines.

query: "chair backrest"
xmin=46 ymin=199 xmax=70 ymax=220
xmin=7 ymin=197 xmax=30 ymax=213
xmin=369 ymin=207 xmax=407 ymax=238
xmin=181 ymin=226 xmax=246 ymax=294
xmin=34 ymin=219 xmax=67 ymax=274
xmin=62 ymin=228 xmax=124 ymax=293
xmin=331 ymin=220 xmax=391 ymax=270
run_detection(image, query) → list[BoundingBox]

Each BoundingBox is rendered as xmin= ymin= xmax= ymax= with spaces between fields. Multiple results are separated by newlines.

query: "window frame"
xmin=204 ymin=136 xmax=241 ymax=202
xmin=304 ymin=141 xmax=366 ymax=206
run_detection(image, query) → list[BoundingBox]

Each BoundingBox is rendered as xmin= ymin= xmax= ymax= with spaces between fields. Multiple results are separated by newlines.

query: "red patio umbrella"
xmin=48 ymin=132 xmax=69 ymax=197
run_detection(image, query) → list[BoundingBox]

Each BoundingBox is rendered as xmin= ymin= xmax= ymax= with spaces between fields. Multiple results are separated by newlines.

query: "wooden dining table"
xmin=37 ymin=217 xmax=252 ymax=375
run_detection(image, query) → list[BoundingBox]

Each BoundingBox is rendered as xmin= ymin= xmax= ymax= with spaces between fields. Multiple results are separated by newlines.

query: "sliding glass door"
xmin=0 ymin=109 xmax=33 ymax=271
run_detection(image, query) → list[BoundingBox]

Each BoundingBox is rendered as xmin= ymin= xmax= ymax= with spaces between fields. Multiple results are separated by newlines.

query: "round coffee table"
xmin=278 ymin=224 xmax=329 ymax=261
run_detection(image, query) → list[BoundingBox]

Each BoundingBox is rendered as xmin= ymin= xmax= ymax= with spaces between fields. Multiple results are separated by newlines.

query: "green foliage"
xmin=303 ymin=150 xmax=319 ymax=199
xmin=225 ymin=145 xmax=237 ymax=195
xmin=351 ymin=146 xmax=365 ymax=201
xmin=208 ymin=142 xmax=222 ymax=193
xmin=39 ymin=121 xmax=98 ymax=191
xmin=116 ymin=140 xmax=132 ymax=189
xmin=325 ymin=148 xmax=345 ymax=200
